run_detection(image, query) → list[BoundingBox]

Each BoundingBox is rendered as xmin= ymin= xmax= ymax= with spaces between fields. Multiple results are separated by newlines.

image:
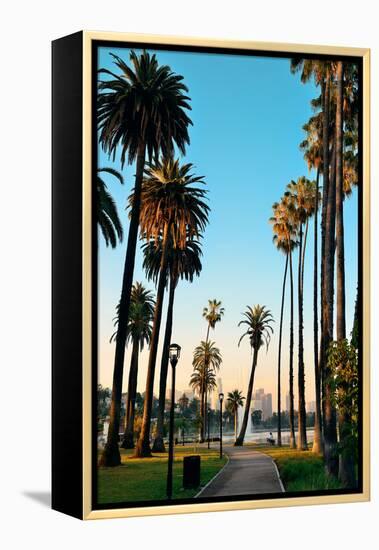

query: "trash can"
xmin=183 ymin=455 xmax=201 ymax=489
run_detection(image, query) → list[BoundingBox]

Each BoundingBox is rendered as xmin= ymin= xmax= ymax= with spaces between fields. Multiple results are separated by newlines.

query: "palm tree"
xmin=134 ymin=158 xmax=209 ymax=457
xmin=98 ymin=51 xmax=192 ymax=466
xmin=191 ymin=340 xmax=222 ymax=442
xmin=271 ymin=199 xmax=298 ymax=448
xmin=227 ymin=390 xmax=245 ymax=443
xmin=143 ymin=237 xmax=202 ymax=452
xmin=201 ymin=299 xmax=225 ymax=440
xmin=190 ymin=367 xmax=217 ymax=419
xmin=291 ymin=59 xmax=339 ymax=468
xmin=97 ymin=168 xmax=123 ymax=248
xmin=300 ymin=113 xmax=324 ymax=454
xmin=235 ymin=305 xmax=274 ymax=446
xmin=270 ymin=203 xmax=298 ymax=447
xmin=335 ymin=61 xmax=360 ymax=482
xmin=286 ymin=177 xmax=316 ymax=450
xmin=203 ymin=300 xmax=225 ymax=342
xmin=109 ymin=283 xmax=155 ymax=449
xmin=192 ymin=341 xmax=222 ymax=374
xmin=335 ymin=60 xmax=346 ymax=344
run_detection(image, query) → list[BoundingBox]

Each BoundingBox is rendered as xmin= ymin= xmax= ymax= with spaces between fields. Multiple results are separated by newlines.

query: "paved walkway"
xmin=198 ymin=445 xmax=284 ymax=498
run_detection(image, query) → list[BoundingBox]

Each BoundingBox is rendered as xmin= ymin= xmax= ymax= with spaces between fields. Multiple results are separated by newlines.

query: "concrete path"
xmin=198 ymin=445 xmax=284 ymax=498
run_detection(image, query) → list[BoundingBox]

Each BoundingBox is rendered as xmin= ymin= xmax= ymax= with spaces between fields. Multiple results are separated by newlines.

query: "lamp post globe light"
xmin=166 ymin=343 xmax=181 ymax=500
xmin=219 ymin=392 xmax=224 ymax=459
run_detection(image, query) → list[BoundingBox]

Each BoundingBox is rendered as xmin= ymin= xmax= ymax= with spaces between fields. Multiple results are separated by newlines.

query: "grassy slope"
xmin=253 ymin=445 xmax=342 ymax=492
xmin=98 ymin=445 xmax=227 ymax=504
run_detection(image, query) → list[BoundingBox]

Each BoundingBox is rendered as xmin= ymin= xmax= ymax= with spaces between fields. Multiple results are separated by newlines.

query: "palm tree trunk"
xmin=287 ymin=246 xmax=296 ymax=448
xmin=313 ymin=168 xmax=323 ymax=454
xmin=152 ymin=276 xmax=177 ymax=452
xmin=121 ymin=340 xmax=139 ymax=448
xmin=234 ymin=409 xmax=238 ymax=443
xmin=201 ymin=323 xmax=211 ymax=441
xmin=99 ymin=142 xmax=146 ymax=467
xmin=323 ymin=133 xmax=338 ymax=476
xmin=335 ymin=62 xmax=354 ymax=485
xmin=204 ymin=391 xmax=208 ymax=440
xmin=235 ymin=348 xmax=258 ymax=446
xmin=297 ymin=224 xmax=308 ymax=450
xmin=134 ymin=224 xmax=171 ymax=458
xmin=336 ymin=60 xmax=346 ymax=341
xmin=199 ymin=388 xmax=205 ymax=442
xmin=206 ymin=324 xmax=210 ymax=343
xmin=277 ymin=255 xmax=288 ymax=447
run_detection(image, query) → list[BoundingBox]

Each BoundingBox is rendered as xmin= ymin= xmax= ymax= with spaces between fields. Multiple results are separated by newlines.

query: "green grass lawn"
xmin=98 ymin=445 xmax=227 ymax=504
xmin=251 ymin=444 xmax=342 ymax=492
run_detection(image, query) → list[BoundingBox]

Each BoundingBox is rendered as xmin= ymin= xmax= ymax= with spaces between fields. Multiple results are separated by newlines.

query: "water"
xmin=222 ymin=427 xmax=315 ymax=445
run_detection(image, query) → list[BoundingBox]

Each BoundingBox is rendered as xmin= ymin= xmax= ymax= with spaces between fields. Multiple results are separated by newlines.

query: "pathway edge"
xmin=272 ymin=458 xmax=285 ymax=492
xmin=194 ymin=453 xmax=230 ymax=498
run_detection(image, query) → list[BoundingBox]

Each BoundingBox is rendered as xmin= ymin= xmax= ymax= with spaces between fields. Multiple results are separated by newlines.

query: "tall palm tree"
xmin=109 ymin=283 xmax=155 ymax=449
xmin=285 ymin=177 xmax=316 ymax=450
xmin=97 ymin=168 xmax=123 ymax=248
xmin=143 ymin=237 xmax=202 ymax=452
xmin=203 ymin=300 xmax=225 ymax=342
xmin=134 ymin=158 xmax=209 ymax=457
xmin=189 ymin=365 xmax=217 ymax=419
xmin=192 ymin=341 xmax=222 ymax=375
xmin=335 ymin=61 xmax=360 ymax=483
xmin=227 ymin=390 xmax=245 ymax=443
xmin=291 ymin=59 xmax=339 ymax=469
xmin=235 ymin=305 xmax=274 ymax=446
xmin=335 ymin=60 xmax=346 ymax=343
xmin=201 ymin=299 xmax=225 ymax=440
xmin=191 ymin=341 xmax=222 ymax=441
xmin=270 ymin=204 xmax=297 ymax=448
xmin=98 ymin=50 xmax=192 ymax=466
xmin=271 ymin=199 xmax=298 ymax=448
xmin=300 ymin=113 xmax=324 ymax=454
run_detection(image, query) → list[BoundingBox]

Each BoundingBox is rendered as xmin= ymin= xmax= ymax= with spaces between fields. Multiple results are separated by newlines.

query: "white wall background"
xmin=1 ymin=1 xmax=377 ymax=548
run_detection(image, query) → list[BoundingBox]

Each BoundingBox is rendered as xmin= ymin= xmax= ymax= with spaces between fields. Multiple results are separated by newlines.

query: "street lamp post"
xmin=207 ymin=407 xmax=211 ymax=449
xmin=167 ymin=343 xmax=181 ymax=500
xmin=219 ymin=392 xmax=224 ymax=459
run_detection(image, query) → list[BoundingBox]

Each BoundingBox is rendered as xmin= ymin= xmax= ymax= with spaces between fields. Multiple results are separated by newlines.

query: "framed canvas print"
xmin=52 ymin=31 xmax=370 ymax=520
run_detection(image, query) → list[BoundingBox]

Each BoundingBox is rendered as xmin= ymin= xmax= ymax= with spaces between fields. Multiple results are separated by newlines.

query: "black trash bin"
xmin=183 ymin=455 xmax=201 ymax=489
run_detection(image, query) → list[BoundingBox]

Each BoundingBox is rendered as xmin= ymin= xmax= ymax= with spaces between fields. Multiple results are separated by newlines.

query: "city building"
xmin=251 ymin=388 xmax=272 ymax=420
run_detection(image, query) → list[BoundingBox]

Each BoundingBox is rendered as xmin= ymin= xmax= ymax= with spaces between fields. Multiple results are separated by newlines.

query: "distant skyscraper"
xmin=262 ymin=393 xmax=272 ymax=419
xmin=251 ymin=388 xmax=272 ymax=419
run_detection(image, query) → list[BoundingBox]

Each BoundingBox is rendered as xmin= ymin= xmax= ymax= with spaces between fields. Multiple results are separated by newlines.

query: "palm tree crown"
xmin=110 ymin=282 xmax=155 ymax=350
xmin=238 ymin=305 xmax=274 ymax=351
xmin=98 ymin=50 xmax=192 ymax=165
xmin=202 ymin=299 xmax=225 ymax=330
xmin=97 ymin=168 xmax=124 ymax=248
xmin=190 ymin=365 xmax=217 ymax=396
xmin=192 ymin=341 xmax=223 ymax=373
xmin=135 ymin=157 xmax=209 ymax=248
xmin=227 ymin=390 xmax=245 ymax=413
xmin=285 ymin=176 xmax=317 ymax=226
xmin=270 ymin=199 xmax=298 ymax=252
xmin=142 ymin=237 xmax=203 ymax=286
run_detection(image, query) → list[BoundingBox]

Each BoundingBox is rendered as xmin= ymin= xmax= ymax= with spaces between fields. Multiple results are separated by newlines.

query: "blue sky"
xmin=97 ymin=46 xmax=358 ymax=409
